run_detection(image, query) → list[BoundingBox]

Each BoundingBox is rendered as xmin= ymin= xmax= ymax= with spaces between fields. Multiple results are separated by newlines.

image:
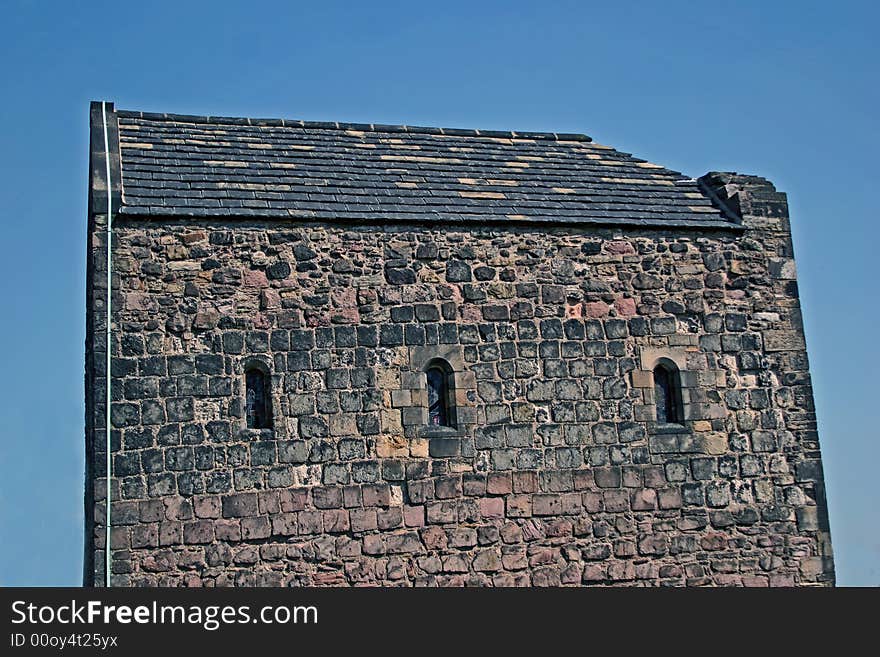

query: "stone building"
xmin=84 ymin=100 xmax=834 ymax=586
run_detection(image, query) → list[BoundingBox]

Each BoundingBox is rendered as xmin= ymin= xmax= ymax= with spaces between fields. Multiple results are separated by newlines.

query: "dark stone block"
xmin=405 ymin=324 xmax=426 ymax=345
xmin=266 ymin=262 xmax=291 ymax=279
xmin=165 ymin=447 xmax=193 ymax=471
xmin=270 ymin=330 xmax=289 ymax=351
xmin=114 ymin=452 xmax=141 ymax=476
xmin=605 ymin=319 xmax=628 ymax=339
xmin=563 ymin=319 xmax=585 ymax=340
xmin=650 ymin=317 xmax=677 ymax=335
xmin=357 ymin=325 xmax=378 ymax=347
xmin=293 ymin=245 xmax=317 ymax=261
xmin=315 ymin=327 xmax=334 ymax=348
xmin=474 ymin=266 xmax=496 ymax=281
xmin=446 ymin=260 xmax=472 ymax=282
xmin=250 ymin=441 xmax=276 ymax=466
xmin=245 ymin=331 xmax=269 ymax=352
xmin=287 ymin=351 xmax=311 ymax=371
xmin=725 ymin=313 xmax=748 ymax=332
xmin=429 ymin=438 xmax=461 ymax=458
xmin=386 ymin=267 xmax=415 ymax=285
xmin=334 ymin=326 xmax=357 ymax=347
xmin=416 ymin=243 xmax=438 ymax=259
xmin=379 ymin=324 xmax=403 ymax=346
xmin=628 ymin=317 xmax=649 ymax=336
xmin=166 ymin=397 xmax=194 ymax=422
xmin=326 ymin=368 xmax=350 ymax=389
xmin=167 ymin=356 xmax=195 ymax=375
xmin=382 ymin=460 xmax=405 ymax=481
xmin=222 ymin=332 xmax=244 ymax=354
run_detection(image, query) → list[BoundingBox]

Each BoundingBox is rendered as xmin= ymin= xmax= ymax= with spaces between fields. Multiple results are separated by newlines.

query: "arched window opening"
xmin=245 ymin=367 xmax=272 ymax=429
xmin=426 ymin=361 xmax=454 ymax=428
xmin=653 ymin=361 xmax=683 ymax=425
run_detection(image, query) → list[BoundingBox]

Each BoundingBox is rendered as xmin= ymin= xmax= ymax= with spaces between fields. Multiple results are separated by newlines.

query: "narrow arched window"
xmin=245 ymin=367 xmax=272 ymax=429
xmin=653 ymin=361 xmax=683 ymax=425
xmin=426 ymin=362 xmax=454 ymax=428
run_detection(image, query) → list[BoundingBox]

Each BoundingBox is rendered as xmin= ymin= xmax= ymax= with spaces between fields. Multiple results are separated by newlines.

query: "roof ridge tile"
xmin=116 ymin=109 xmax=591 ymax=142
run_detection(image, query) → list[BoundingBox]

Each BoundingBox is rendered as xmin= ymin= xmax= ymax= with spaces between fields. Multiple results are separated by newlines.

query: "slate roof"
xmin=113 ymin=108 xmax=735 ymax=228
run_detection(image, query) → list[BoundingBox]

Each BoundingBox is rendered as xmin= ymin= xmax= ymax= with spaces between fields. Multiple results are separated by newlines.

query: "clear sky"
xmin=0 ymin=0 xmax=876 ymax=586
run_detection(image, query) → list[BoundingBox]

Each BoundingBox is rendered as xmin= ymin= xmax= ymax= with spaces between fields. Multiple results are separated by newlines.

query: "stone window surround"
xmin=237 ymin=355 xmax=286 ymax=438
xmin=633 ymin=346 xmax=697 ymax=434
xmin=397 ymin=345 xmax=478 ymax=457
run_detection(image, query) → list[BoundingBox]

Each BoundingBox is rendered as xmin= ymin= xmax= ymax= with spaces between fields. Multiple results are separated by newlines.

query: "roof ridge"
xmin=115 ymin=109 xmax=592 ymax=143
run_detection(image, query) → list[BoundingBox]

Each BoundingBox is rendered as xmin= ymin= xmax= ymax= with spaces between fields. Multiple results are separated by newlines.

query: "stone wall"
xmin=84 ymin=175 xmax=834 ymax=586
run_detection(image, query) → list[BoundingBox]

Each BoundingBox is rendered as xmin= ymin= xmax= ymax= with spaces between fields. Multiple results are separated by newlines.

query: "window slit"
xmin=246 ymin=368 xmax=272 ymax=429
xmin=653 ymin=363 xmax=683 ymax=425
xmin=426 ymin=366 xmax=451 ymax=427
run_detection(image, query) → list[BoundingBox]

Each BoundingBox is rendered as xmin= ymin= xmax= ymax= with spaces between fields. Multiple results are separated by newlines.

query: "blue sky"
xmin=0 ymin=0 xmax=876 ymax=586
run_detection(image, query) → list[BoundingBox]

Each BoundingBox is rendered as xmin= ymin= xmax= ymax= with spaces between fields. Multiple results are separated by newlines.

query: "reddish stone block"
xmin=659 ymin=564 xmax=683 ymax=579
xmin=297 ymin=511 xmax=323 ymax=535
xmin=426 ymin=501 xmax=457 ymax=524
xmin=512 ymin=470 xmax=538 ymax=493
xmin=213 ymin=520 xmax=241 ymax=542
xmin=193 ymin=496 xmax=221 ymax=519
xmin=139 ymin=500 xmax=165 ymax=522
xmin=164 ymin=497 xmax=193 ymax=521
xmin=257 ymin=491 xmax=280 ymax=515
xmin=486 ymin=472 xmax=512 ymax=495
xmin=614 ymin=539 xmax=636 ymax=558
xmin=350 ymin=509 xmax=378 ymax=533
xmin=377 ymin=507 xmax=403 ymax=530
xmin=532 ymin=494 xmax=562 ymax=516
xmin=221 ymin=493 xmax=258 ymax=518
xmin=631 ymin=488 xmax=658 ymax=511
xmin=276 ymin=489 xmax=305 ymax=514
xmin=584 ymin=302 xmax=609 ymax=318
xmin=182 ymin=520 xmax=214 ymax=544
xmin=420 ymin=526 xmax=448 ymax=550
xmin=531 ymin=566 xmax=562 ymax=587
xmin=594 ymin=467 xmax=621 ymax=489
xmin=614 ymin=297 xmax=637 ymax=316
xmin=363 ymin=534 xmax=386 ymax=556
xmin=608 ymin=560 xmax=636 ymax=581
xmin=561 ymin=493 xmax=582 ymax=515
xmin=658 ymin=487 xmax=683 ymax=510
xmin=506 ymin=495 xmax=532 ymax=518
xmin=343 ymin=485 xmax=363 ymax=508
xmin=582 ymin=563 xmax=607 ymax=582
xmin=572 ymin=469 xmax=595 ymax=491
xmin=603 ymin=490 xmax=629 ymax=513
xmin=472 ymin=549 xmax=501 ymax=572
xmin=323 ymin=509 xmax=350 ymax=533
xmin=403 ymin=505 xmax=425 ymax=527
xmin=545 ymin=519 xmax=573 ymax=538
xmin=362 ymin=484 xmax=391 ymax=508
xmin=313 ymin=486 xmax=343 ymax=509
xmin=131 ymin=524 xmax=158 ymax=549
xmin=159 ymin=522 xmax=182 ymax=546
xmin=606 ymin=241 xmax=635 ymax=255
xmin=637 ymin=534 xmax=667 ymax=556
xmin=582 ymin=491 xmax=604 ymax=513
xmin=241 ymin=517 xmax=271 ymax=540
xmin=769 ymin=574 xmax=796 ymax=587
xmin=434 ymin=476 xmax=463 ymax=499
xmin=479 ymin=497 xmax=504 ymax=519
xmin=700 ymin=532 xmax=729 ymax=551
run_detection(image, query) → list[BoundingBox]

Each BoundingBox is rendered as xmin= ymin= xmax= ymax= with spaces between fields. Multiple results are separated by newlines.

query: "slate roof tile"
xmin=114 ymin=109 xmax=733 ymax=227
